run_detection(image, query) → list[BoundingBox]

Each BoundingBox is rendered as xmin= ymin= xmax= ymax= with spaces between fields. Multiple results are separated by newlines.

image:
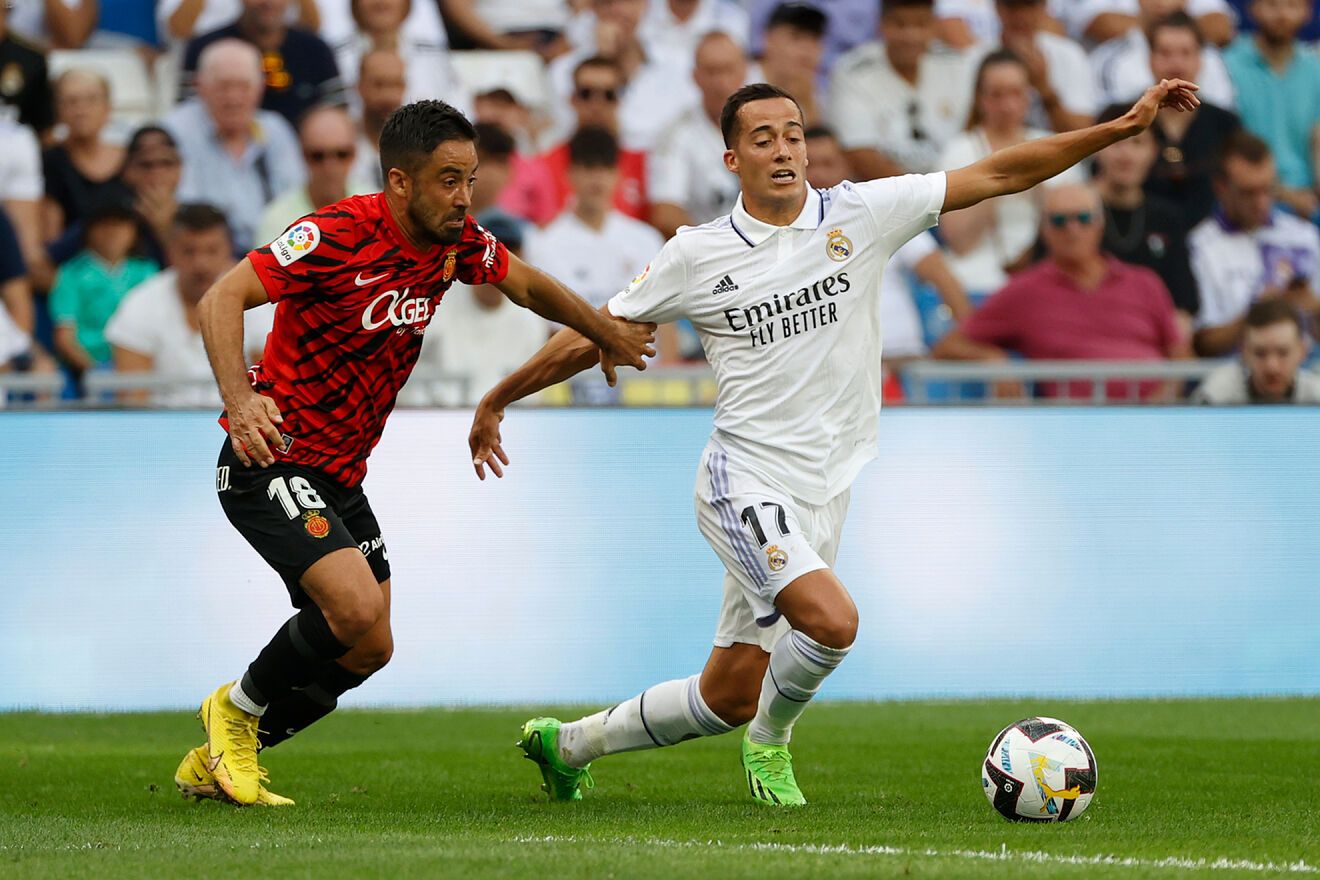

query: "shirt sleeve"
xmin=1048 ymin=40 xmax=1099 ymax=117
xmin=607 ymin=234 xmax=687 ymax=324
xmin=852 ymin=172 xmax=947 ymax=254
xmin=647 ymin=124 xmax=691 ymax=208
xmin=453 ymin=215 xmax=510 ymax=286
xmin=103 ymin=286 xmax=157 ymax=354
xmin=246 ymin=207 xmax=359 ymax=302
xmin=1187 ymin=228 xmax=1233 ymax=329
xmin=961 ymin=283 xmax=1026 ymax=349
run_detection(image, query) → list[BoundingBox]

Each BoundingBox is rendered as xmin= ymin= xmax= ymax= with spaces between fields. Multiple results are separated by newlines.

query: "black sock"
xmin=242 ymin=606 xmax=351 ymax=708
xmin=258 ymin=663 xmax=371 ymax=750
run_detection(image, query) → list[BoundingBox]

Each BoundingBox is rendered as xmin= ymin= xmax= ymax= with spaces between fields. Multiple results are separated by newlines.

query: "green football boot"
xmin=517 ymin=717 xmax=594 ymax=802
xmin=742 ymin=735 xmax=807 ymax=806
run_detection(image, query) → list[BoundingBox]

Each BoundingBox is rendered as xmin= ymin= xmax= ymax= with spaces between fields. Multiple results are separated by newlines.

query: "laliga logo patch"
xmin=272 ymin=221 xmax=320 ymax=267
xmin=826 ymin=228 xmax=852 ymax=262
xmin=302 ymin=509 xmax=331 ymax=539
xmin=631 ymin=262 xmax=651 ymax=287
xmin=765 ymin=544 xmax=788 ymax=572
xmin=442 ymin=251 xmax=457 ymax=283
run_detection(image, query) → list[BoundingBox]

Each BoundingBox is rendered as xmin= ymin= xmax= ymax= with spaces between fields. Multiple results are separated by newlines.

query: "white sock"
xmin=746 ymin=630 xmax=850 ymax=745
xmin=227 ymin=679 xmax=267 ymax=717
xmin=557 ymin=674 xmax=732 ymax=768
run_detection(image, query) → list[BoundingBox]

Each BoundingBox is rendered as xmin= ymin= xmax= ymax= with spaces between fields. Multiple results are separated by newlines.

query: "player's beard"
xmin=409 ymin=199 xmax=466 ymax=246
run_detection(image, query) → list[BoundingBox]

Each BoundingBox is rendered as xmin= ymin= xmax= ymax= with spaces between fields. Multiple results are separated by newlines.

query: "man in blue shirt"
xmin=1223 ymin=0 xmax=1320 ymax=219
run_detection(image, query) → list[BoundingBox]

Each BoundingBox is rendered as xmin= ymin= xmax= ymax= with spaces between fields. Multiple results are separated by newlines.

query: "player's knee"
xmin=357 ymin=638 xmax=393 ymax=674
xmin=325 ymin=594 xmax=385 ymax=644
xmin=803 ymin=608 xmax=858 ymax=650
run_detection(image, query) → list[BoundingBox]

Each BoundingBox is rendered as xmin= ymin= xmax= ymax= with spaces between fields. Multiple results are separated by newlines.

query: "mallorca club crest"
xmin=302 ymin=510 xmax=331 ymax=539
xmin=826 ymin=228 xmax=852 ymax=262
xmin=442 ymin=250 xmax=457 ymax=283
xmin=765 ymin=544 xmax=788 ymax=572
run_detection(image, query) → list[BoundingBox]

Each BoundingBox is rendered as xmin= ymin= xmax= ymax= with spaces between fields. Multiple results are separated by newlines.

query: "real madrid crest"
xmin=765 ymin=544 xmax=788 ymax=572
xmin=826 ymin=228 xmax=852 ymax=262
xmin=442 ymin=250 xmax=457 ymax=282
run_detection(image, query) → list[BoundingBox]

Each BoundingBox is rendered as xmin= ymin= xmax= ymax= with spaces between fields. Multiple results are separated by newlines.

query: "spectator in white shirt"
xmin=639 ymin=0 xmax=749 ymax=68
xmin=829 ymin=0 xmax=976 ymax=179
xmin=524 ymin=126 xmax=665 ymax=401
xmin=6 ymin=0 xmax=96 ymax=48
xmin=987 ymin=0 xmax=1098 ymax=132
xmin=938 ymin=49 xmax=1085 ymax=292
xmin=159 ymin=0 xmax=318 ymax=45
xmin=758 ymin=2 xmax=828 ymax=127
xmin=649 ymin=31 xmax=747 ymax=238
xmin=1060 ymin=0 xmax=1234 ymax=48
xmin=934 ymin=0 xmax=1068 ymax=48
xmin=1190 ymin=131 xmax=1320 ymax=356
xmin=333 ymin=0 xmax=466 ymax=112
xmin=0 ymin=115 xmax=42 ymax=290
xmin=1192 ymin=298 xmax=1320 ymax=403
xmin=319 ymin=0 xmax=446 ymax=48
xmin=440 ymin=0 xmax=570 ymax=59
xmin=163 ymin=39 xmax=305 ymax=252
xmin=350 ymin=47 xmax=406 ymax=191
xmin=105 ymin=204 xmax=273 ymax=406
xmin=401 ymin=213 xmax=549 ymax=406
xmin=1090 ymin=0 xmax=1236 ymax=109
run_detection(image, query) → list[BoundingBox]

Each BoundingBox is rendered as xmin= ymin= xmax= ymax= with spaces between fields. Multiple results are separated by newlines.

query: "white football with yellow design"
xmin=981 ymin=717 xmax=1097 ymax=822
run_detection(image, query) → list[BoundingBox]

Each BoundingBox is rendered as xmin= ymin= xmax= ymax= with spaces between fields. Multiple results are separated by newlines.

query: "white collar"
xmin=729 ymin=186 xmax=823 ymax=247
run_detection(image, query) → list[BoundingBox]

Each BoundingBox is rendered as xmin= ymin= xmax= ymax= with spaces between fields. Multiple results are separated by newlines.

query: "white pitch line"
xmin=511 ymin=834 xmax=1318 ymax=875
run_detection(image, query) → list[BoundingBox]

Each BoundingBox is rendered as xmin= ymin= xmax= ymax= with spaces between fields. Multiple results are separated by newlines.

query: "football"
xmin=981 ymin=717 xmax=1097 ymax=822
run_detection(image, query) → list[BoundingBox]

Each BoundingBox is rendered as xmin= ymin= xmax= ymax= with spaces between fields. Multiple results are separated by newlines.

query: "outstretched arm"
xmin=469 ymin=305 xmax=637 ymax=480
xmin=943 ymin=79 xmax=1199 ymax=213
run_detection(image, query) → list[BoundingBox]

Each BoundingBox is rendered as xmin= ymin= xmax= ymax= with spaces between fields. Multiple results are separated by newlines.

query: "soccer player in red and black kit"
xmin=173 ymin=100 xmax=656 ymax=806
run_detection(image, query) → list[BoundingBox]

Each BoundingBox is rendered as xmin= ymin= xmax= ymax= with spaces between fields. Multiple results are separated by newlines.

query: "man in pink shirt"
xmin=934 ymin=182 xmax=1190 ymax=400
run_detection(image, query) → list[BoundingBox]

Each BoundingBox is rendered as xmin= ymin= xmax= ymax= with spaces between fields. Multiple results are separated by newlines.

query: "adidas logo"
xmin=711 ymin=275 xmax=739 ymax=295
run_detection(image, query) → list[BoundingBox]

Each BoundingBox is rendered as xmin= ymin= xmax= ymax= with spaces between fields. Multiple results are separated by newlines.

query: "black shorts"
xmin=215 ymin=441 xmax=390 ymax=607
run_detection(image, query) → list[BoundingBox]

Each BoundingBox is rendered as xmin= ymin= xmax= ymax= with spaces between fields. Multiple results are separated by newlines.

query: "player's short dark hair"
xmin=1245 ymin=298 xmax=1305 ymax=336
xmin=568 ymin=125 xmax=619 ymax=168
xmin=379 ymin=99 xmax=477 ymax=180
xmin=474 ymin=122 xmax=515 ymax=162
xmin=173 ymin=203 xmax=231 ymax=240
xmin=766 ymin=2 xmax=827 ymax=36
xmin=1148 ymin=10 xmax=1205 ymax=49
xmin=720 ymin=82 xmax=804 ymax=148
xmin=881 ymin=0 xmax=934 ymax=14
xmin=1215 ymin=130 xmax=1273 ymax=177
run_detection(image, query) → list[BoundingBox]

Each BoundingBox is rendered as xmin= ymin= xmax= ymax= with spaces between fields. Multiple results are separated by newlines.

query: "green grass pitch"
xmin=2 ymin=699 xmax=1317 ymax=879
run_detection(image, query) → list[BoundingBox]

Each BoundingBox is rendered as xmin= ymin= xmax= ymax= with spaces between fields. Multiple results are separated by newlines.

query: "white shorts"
xmin=694 ymin=440 xmax=851 ymax=652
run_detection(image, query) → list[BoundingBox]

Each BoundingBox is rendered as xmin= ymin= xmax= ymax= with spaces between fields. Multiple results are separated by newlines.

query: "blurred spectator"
xmin=0 ymin=1 xmax=51 ymax=131
xmin=829 ymin=0 xmax=976 ymax=179
xmin=5 ymin=0 xmax=95 ymax=49
xmin=934 ymin=0 xmax=1068 ymax=48
xmin=989 ymin=0 xmax=1098 ymax=133
xmin=938 ymin=50 xmax=1085 ymax=292
xmin=0 ymin=113 xmax=43 ymax=288
xmin=351 ymin=47 xmax=405 ymax=191
xmin=1223 ymin=0 xmax=1320 ymax=220
xmin=524 ymin=126 xmax=663 ymax=402
xmin=440 ymin=0 xmax=569 ymax=57
xmin=649 ymin=32 xmax=745 ymax=238
xmin=473 ymin=85 xmax=538 ymax=154
xmin=1190 ymin=132 xmax=1320 ymax=355
xmin=1143 ymin=12 xmax=1241 ymax=225
xmin=258 ymin=106 xmax=371 ymax=246
xmin=1192 ymin=297 xmax=1320 ymax=402
xmin=1059 ymin=0 xmax=1235 ymax=46
xmin=1091 ymin=2 xmax=1236 ymax=110
xmin=0 ymin=208 xmax=52 ymax=377
xmin=549 ymin=0 xmax=697 ymax=153
xmin=319 ymin=0 xmax=446 ymax=48
xmin=41 ymin=71 xmax=125 ymax=241
xmin=88 ymin=0 xmax=160 ymax=48
xmin=50 ymin=195 xmax=158 ymax=373
xmin=935 ymin=183 xmax=1189 ymax=400
xmin=160 ymin=0 xmax=319 ymax=45
xmin=333 ymin=0 xmax=464 ymax=111
xmin=748 ymin=0 xmax=878 ymax=72
xmin=183 ymin=0 xmax=344 ymax=126
xmin=640 ymin=0 xmax=749 ymax=66
xmin=758 ymin=2 xmax=828 ymax=127
xmin=1093 ymin=103 xmax=1198 ymax=317
xmin=804 ymin=125 xmax=850 ymax=188
xmin=469 ymin=122 xmax=523 ymax=230
xmin=105 ymin=205 xmax=273 ymax=405
xmin=532 ymin=57 xmax=651 ymax=225
xmin=164 ymin=39 xmax=305 ymax=252
xmin=402 ymin=213 xmax=547 ymax=406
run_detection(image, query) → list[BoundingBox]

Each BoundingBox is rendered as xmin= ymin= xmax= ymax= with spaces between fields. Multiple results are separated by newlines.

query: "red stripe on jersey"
xmin=224 ymin=194 xmax=510 ymax=487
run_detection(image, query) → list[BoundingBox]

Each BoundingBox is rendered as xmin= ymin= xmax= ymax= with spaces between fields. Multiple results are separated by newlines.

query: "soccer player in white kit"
xmin=470 ymin=79 xmax=1200 ymax=806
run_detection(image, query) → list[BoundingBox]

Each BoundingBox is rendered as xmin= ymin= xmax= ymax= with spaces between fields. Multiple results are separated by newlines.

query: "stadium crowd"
xmin=1 ymin=0 xmax=1320 ymax=405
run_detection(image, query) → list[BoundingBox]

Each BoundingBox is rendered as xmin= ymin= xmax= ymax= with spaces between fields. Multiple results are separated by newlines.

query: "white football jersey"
xmin=609 ymin=174 xmax=946 ymax=505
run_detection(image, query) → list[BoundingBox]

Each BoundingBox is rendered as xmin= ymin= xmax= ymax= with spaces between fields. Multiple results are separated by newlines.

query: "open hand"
xmin=597 ymin=318 xmax=657 ymax=387
xmin=469 ymin=399 xmax=509 ymax=480
xmin=1124 ymin=79 xmax=1200 ymax=133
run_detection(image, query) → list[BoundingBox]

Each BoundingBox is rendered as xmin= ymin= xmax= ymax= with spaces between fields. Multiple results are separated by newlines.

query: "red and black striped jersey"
xmin=230 ymin=193 xmax=510 ymax=487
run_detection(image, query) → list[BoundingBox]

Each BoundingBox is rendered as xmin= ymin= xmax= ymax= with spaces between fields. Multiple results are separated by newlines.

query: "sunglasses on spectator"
xmin=132 ymin=157 xmax=180 ymax=170
xmin=306 ymin=148 xmax=354 ymax=163
xmin=1048 ymin=211 xmax=1094 ymax=229
xmin=575 ymin=86 xmax=619 ymax=102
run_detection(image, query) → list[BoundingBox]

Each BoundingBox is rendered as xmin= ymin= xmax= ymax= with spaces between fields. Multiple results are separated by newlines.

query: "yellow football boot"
xmin=175 ymin=745 xmax=295 ymax=806
xmin=198 ymin=683 xmax=262 ymax=805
